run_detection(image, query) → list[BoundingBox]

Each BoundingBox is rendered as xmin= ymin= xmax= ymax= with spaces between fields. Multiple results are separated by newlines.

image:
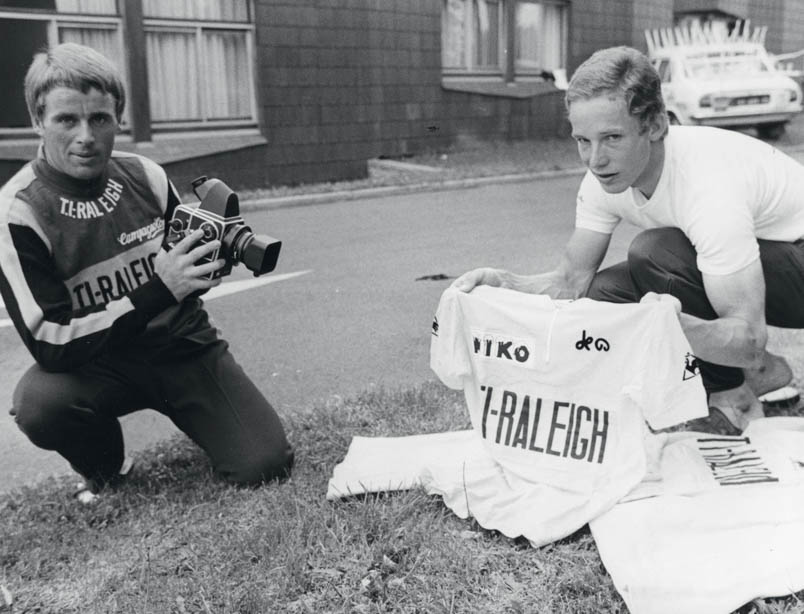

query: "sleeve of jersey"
xmin=574 ymin=171 xmax=620 ymax=234
xmin=429 ymin=287 xmax=472 ymax=389
xmin=630 ymin=303 xmax=708 ymax=429
xmin=0 ymin=207 xmax=177 ymax=372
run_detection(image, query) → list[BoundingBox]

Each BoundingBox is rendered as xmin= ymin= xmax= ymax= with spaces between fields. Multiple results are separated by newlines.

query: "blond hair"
xmin=566 ymin=46 xmax=666 ymax=135
xmin=24 ymin=42 xmax=125 ymax=123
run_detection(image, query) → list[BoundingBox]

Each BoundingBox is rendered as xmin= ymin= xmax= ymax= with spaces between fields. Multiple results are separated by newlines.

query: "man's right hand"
xmin=451 ymin=267 xmax=507 ymax=292
xmin=154 ymin=229 xmax=226 ymax=301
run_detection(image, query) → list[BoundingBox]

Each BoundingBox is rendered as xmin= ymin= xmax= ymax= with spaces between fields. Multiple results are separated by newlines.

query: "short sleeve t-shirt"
xmin=430 ymin=286 xmax=707 ymax=540
xmin=575 ymin=125 xmax=804 ymax=275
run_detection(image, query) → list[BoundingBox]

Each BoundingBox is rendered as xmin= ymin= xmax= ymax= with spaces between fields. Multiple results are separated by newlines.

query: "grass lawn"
xmin=3 ymin=363 xmax=804 ymax=613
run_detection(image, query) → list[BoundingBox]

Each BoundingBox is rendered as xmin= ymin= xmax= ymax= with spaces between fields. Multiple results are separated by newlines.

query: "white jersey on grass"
xmin=591 ymin=417 xmax=804 ymax=614
xmin=429 ymin=286 xmax=707 ymax=544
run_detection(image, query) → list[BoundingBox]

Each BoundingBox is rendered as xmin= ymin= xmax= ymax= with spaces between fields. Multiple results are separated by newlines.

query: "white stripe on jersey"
xmin=0 ymin=165 xmax=136 ymax=345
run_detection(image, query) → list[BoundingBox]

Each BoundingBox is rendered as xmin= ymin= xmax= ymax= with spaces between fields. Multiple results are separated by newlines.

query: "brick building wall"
xmin=779 ymin=0 xmax=804 ymax=53
xmin=745 ymin=1 xmax=784 ymax=52
xmin=186 ymin=0 xmax=804 ymax=190
xmin=4 ymin=0 xmax=804 ymax=190
xmin=568 ymin=0 xmax=634 ymax=74
xmin=632 ymin=0 xmax=675 ymax=53
xmin=675 ymin=0 xmax=749 ymax=17
xmin=201 ymin=0 xmax=573 ymax=190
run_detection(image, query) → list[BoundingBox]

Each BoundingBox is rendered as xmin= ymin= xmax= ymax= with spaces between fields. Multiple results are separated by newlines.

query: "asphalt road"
xmin=0 ymin=173 xmax=642 ymax=493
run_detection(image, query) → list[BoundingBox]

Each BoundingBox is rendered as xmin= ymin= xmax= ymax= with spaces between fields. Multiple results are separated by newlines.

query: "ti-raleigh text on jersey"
xmin=59 ymin=177 xmax=125 ymax=219
xmin=64 ymin=217 xmax=165 ymax=309
xmin=478 ymin=384 xmax=610 ymax=465
xmin=470 ymin=330 xmax=610 ymax=464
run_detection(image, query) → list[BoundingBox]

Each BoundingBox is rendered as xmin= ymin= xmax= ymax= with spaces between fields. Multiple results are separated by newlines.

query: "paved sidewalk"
xmin=239 ymin=132 xmax=804 ymax=212
xmin=240 ymin=163 xmax=586 ymax=212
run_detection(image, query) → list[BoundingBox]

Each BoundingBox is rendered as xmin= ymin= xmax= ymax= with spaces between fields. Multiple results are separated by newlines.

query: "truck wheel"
xmin=756 ymin=122 xmax=786 ymax=140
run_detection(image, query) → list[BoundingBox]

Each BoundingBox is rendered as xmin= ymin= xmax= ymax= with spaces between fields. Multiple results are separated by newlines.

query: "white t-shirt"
xmin=591 ymin=418 xmax=804 ymax=614
xmin=429 ymin=286 xmax=707 ymax=543
xmin=576 ymin=125 xmax=804 ymax=275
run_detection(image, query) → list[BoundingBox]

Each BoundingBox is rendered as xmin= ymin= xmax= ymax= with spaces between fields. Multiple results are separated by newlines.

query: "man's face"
xmin=34 ymin=86 xmax=118 ymax=181
xmin=569 ymin=94 xmax=663 ymax=196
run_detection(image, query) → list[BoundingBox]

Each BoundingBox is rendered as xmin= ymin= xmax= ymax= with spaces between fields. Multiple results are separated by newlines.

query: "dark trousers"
xmin=11 ymin=339 xmax=293 ymax=490
xmin=587 ymin=228 xmax=804 ymax=393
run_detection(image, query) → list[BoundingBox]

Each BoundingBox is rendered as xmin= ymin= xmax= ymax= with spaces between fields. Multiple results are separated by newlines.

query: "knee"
xmin=626 ymin=228 xmax=691 ymax=283
xmin=627 ymin=228 xmax=679 ymax=266
xmin=224 ymin=443 xmax=295 ymax=486
xmin=11 ymin=371 xmax=68 ymax=447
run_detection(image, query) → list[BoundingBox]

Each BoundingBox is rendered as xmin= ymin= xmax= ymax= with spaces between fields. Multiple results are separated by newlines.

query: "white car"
xmin=650 ymin=41 xmax=803 ymax=139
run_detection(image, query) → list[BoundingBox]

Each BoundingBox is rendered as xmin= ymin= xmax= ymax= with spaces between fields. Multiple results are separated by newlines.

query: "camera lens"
xmin=224 ymin=224 xmax=281 ymax=277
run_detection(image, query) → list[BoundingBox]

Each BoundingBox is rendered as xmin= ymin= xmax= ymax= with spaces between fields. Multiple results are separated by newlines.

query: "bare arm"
xmin=452 ymin=228 xmax=612 ymax=299
xmin=678 ymin=258 xmax=768 ymax=369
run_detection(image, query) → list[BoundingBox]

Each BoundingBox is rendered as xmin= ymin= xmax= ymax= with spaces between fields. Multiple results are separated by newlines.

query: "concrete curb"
xmin=239 ymin=166 xmax=587 ymax=212
xmin=238 ymin=138 xmax=804 ymax=212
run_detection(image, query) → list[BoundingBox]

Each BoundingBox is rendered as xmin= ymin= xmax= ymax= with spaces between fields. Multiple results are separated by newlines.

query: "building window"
xmin=143 ymin=0 xmax=255 ymax=127
xmin=442 ymin=0 xmax=505 ymax=74
xmin=515 ymin=0 xmax=567 ymax=75
xmin=0 ymin=0 xmax=123 ymax=131
xmin=442 ymin=0 xmax=567 ymax=80
xmin=0 ymin=0 xmax=255 ymax=135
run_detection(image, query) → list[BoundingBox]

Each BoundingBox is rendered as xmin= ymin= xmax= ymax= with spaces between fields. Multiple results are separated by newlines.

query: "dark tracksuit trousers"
xmin=586 ymin=228 xmax=804 ymax=394
xmin=11 ymin=338 xmax=294 ymax=491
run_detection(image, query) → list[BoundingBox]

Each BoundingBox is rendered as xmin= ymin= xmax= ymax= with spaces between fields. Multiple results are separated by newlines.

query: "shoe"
xmin=73 ymin=456 xmax=135 ymax=505
xmin=758 ymin=385 xmax=800 ymax=409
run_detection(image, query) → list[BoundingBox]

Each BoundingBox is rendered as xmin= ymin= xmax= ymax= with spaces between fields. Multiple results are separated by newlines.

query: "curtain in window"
xmin=143 ymin=0 xmax=249 ymax=22
xmin=474 ymin=0 xmax=500 ymax=68
xmin=55 ymin=0 xmax=116 ymax=14
xmin=442 ymin=0 xmax=467 ymax=69
xmin=540 ymin=3 xmax=564 ymax=69
xmin=145 ymin=30 xmax=200 ymax=121
xmin=59 ymin=26 xmax=121 ymax=68
xmin=516 ymin=1 xmax=565 ymax=72
xmin=204 ymin=30 xmax=250 ymax=119
xmin=59 ymin=26 xmax=128 ymax=123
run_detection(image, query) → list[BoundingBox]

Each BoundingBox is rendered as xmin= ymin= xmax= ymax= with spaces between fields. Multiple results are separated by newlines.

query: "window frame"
xmin=512 ymin=0 xmax=569 ymax=80
xmin=0 ymin=8 xmax=125 ymax=136
xmin=441 ymin=0 xmax=569 ymax=85
xmin=142 ymin=15 xmax=257 ymax=131
xmin=0 ymin=0 xmax=258 ymax=139
xmin=442 ymin=0 xmax=507 ymax=78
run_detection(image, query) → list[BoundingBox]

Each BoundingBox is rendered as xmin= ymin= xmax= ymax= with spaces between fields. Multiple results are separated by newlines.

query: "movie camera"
xmin=165 ymin=176 xmax=282 ymax=280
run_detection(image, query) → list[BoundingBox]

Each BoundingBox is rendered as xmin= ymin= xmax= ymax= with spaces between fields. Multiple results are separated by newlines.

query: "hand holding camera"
xmin=158 ymin=176 xmax=282 ymax=302
xmin=154 ymin=228 xmax=226 ymax=301
xmin=165 ymin=176 xmax=282 ymax=281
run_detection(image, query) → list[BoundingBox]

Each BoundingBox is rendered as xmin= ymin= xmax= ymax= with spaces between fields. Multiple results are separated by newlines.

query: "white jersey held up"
xmin=429 ymin=286 xmax=707 ymax=544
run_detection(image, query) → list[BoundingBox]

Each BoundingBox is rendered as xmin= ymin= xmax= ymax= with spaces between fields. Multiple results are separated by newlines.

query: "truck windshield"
xmin=684 ymin=52 xmax=769 ymax=79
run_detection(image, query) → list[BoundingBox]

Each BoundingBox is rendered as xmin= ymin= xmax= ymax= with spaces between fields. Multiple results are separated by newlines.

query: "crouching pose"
xmin=454 ymin=46 xmax=804 ymax=432
xmin=1 ymin=43 xmax=293 ymax=499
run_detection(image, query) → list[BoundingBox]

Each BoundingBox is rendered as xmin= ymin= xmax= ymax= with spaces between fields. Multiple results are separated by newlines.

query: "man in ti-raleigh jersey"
xmin=0 ymin=44 xmax=293 ymax=501
xmin=454 ymin=46 xmax=804 ymax=433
